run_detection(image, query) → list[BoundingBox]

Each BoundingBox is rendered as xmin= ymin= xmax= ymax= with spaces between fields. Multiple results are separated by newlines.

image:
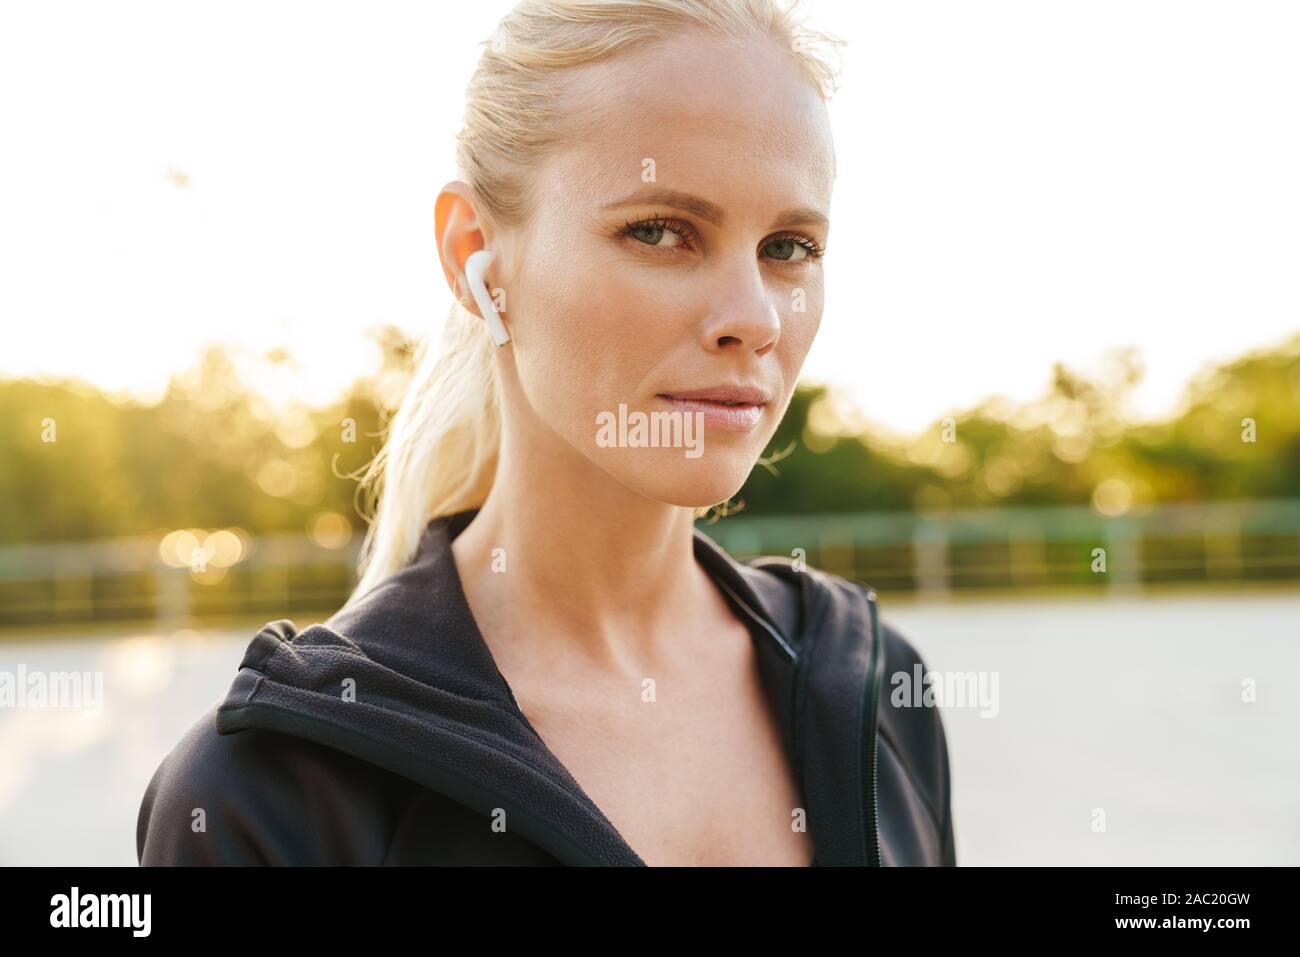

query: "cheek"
xmin=776 ymin=281 xmax=824 ymax=363
xmin=512 ymin=261 xmax=685 ymax=436
xmin=511 ymin=242 xmax=825 ymax=448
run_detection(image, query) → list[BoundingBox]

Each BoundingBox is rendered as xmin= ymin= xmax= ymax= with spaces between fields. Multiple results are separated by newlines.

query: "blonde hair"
xmin=344 ymin=0 xmax=843 ymax=606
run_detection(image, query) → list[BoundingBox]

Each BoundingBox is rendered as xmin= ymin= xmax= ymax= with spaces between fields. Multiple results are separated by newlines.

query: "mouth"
xmin=655 ymin=385 xmax=770 ymax=433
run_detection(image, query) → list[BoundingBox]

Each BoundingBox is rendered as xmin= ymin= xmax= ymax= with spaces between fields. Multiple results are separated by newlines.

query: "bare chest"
xmin=512 ymin=646 xmax=813 ymax=867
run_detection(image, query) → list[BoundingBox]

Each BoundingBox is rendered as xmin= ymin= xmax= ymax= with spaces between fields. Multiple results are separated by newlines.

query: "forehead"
xmin=537 ymin=30 xmax=834 ymax=215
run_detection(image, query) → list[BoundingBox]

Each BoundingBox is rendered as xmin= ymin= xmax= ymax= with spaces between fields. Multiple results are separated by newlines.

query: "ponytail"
xmin=344 ymin=302 xmax=500 ymax=606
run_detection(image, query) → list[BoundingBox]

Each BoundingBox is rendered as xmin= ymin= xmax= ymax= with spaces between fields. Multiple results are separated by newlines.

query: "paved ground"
xmin=885 ymin=590 xmax=1300 ymax=865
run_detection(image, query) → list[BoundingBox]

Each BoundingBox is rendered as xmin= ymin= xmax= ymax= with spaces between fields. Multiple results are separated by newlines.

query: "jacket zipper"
xmin=863 ymin=587 xmax=885 ymax=866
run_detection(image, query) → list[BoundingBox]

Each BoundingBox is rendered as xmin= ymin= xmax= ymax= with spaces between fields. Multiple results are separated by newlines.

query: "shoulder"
xmin=136 ymin=703 xmax=415 ymax=865
xmin=876 ymin=615 xmax=949 ymax=771
xmin=874 ymin=613 xmax=957 ymax=865
xmin=739 ymin=552 xmax=952 ymax=791
xmin=748 ymin=556 xmax=956 ymax=860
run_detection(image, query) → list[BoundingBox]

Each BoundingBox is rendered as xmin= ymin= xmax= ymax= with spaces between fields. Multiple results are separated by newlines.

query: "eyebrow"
xmin=601 ymin=188 xmax=829 ymax=232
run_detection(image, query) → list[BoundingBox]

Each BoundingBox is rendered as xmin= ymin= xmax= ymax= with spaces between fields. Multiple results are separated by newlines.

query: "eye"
xmin=763 ymin=233 xmax=826 ymax=262
xmin=622 ymin=216 xmax=693 ymax=249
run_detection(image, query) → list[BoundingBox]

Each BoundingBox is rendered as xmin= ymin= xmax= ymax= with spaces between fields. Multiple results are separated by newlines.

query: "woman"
xmin=137 ymin=0 xmax=955 ymax=867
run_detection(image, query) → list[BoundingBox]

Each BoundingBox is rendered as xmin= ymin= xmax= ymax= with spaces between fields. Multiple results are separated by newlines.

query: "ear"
xmin=435 ymin=182 xmax=491 ymax=319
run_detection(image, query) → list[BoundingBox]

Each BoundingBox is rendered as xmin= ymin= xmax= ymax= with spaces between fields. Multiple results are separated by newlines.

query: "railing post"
xmin=913 ymin=518 xmax=951 ymax=601
xmin=1105 ymin=517 xmax=1141 ymax=596
xmin=54 ymin=553 xmax=93 ymax=621
xmin=1204 ymin=511 xmax=1243 ymax=581
xmin=155 ymin=563 xmax=190 ymax=631
xmin=1009 ymin=517 xmax=1045 ymax=589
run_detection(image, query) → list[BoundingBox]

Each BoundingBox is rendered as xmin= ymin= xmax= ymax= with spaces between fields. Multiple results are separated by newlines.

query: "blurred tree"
xmin=1 ymin=331 xmax=1296 ymax=542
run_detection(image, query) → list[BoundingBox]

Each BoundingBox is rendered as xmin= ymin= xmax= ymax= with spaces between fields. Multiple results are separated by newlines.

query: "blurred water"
xmin=0 ymin=591 xmax=1296 ymax=865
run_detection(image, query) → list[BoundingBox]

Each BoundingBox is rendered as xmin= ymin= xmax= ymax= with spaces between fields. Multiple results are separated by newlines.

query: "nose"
xmin=698 ymin=258 xmax=781 ymax=356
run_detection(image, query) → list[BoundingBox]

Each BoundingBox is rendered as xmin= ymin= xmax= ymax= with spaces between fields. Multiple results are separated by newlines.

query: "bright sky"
xmin=1 ymin=0 xmax=1296 ymax=434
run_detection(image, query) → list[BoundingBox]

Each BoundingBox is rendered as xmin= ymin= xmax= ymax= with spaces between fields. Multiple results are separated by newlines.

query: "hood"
xmin=215 ymin=509 xmax=886 ymax=866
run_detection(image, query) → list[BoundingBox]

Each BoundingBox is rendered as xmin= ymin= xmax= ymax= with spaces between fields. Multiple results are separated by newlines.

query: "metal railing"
xmin=0 ymin=533 xmax=363 ymax=629
xmin=1 ymin=498 xmax=1297 ymax=629
xmin=700 ymin=497 xmax=1300 ymax=596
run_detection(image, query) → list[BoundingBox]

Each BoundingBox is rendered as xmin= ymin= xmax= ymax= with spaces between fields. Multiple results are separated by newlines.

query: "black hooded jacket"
xmin=137 ymin=509 xmax=956 ymax=866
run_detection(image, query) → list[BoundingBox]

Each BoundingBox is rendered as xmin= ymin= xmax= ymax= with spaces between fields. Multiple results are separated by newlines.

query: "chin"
xmin=599 ymin=444 xmax=758 ymax=509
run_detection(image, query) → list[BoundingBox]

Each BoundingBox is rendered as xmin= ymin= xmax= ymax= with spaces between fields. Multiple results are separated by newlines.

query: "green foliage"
xmin=0 ymin=333 xmax=407 ymax=543
xmin=2 ymin=329 xmax=1297 ymax=542
xmin=732 ymin=335 xmax=1300 ymax=517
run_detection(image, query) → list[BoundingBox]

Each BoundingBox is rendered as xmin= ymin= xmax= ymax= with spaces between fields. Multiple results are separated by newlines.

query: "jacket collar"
xmin=216 ymin=509 xmax=882 ymax=865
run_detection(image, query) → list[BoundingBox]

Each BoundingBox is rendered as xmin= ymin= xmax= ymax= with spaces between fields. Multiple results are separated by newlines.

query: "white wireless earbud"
xmin=463 ymin=249 xmax=510 ymax=346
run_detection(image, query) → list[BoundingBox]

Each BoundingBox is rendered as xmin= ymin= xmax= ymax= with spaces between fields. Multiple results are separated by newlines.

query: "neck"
xmin=449 ymin=424 xmax=720 ymax=672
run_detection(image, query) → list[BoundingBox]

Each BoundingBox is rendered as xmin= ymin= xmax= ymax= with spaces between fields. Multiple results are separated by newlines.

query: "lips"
xmin=656 ymin=385 xmax=771 ymax=405
xmin=655 ymin=384 xmax=770 ymax=433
